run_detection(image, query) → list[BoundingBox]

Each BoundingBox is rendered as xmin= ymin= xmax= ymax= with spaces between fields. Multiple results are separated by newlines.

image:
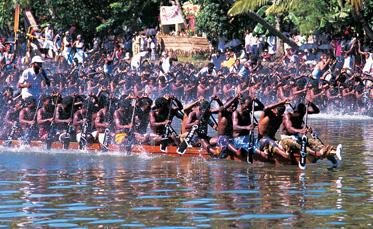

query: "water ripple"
xmin=304 ymin=209 xmax=346 ymax=215
xmin=239 ymin=214 xmax=295 ymax=219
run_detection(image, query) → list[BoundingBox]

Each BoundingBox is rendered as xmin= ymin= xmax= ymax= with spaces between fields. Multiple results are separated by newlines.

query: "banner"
xmin=25 ymin=9 xmax=38 ymax=29
xmin=160 ymin=6 xmax=184 ymax=25
xmin=14 ymin=5 xmax=20 ymax=34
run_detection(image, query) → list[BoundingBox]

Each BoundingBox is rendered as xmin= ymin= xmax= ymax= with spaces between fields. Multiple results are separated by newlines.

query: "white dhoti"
xmin=63 ymin=47 xmax=73 ymax=65
xmin=74 ymin=49 xmax=86 ymax=64
xmin=43 ymin=40 xmax=54 ymax=50
xmin=91 ymin=131 xmax=106 ymax=145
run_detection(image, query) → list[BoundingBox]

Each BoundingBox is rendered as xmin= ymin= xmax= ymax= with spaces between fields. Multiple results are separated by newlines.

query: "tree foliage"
xmin=1 ymin=0 xmax=371 ymax=42
xmin=0 ymin=0 xmax=161 ymax=40
xmin=194 ymin=0 xmax=255 ymax=44
xmin=228 ymin=0 xmax=372 ymax=39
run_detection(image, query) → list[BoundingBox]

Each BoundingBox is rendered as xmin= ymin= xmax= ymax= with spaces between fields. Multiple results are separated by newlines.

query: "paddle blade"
xmin=101 ymin=144 xmax=109 ymax=152
xmin=3 ymin=140 xmax=12 ymax=147
xmin=63 ymin=141 xmax=70 ymax=150
xmin=160 ymin=138 xmax=168 ymax=152
xmin=177 ymin=141 xmax=188 ymax=155
xmin=160 ymin=145 xmax=167 ymax=152
xmin=299 ymin=135 xmax=307 ymax=170
xmin=62 ymin=134 xmax=71 ymax=150
xmin=101 ymin=131 xmax=110 ymax=152
xmin=46 ymin=141 xmax=52 ymax=150
xmin=79 ymin=137 xmax=87 ymax=150
xmin=247 ymin=148 xmax=254 ymax=164
xmin=336 ymin=144 xmax=343 ymax=161
xmin=298 ymin=161 xmax=306 ymax=170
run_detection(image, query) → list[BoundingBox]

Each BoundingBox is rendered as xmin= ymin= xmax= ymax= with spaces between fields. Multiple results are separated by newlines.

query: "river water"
xmin=0 ymin=115 xmax=372 ymax=228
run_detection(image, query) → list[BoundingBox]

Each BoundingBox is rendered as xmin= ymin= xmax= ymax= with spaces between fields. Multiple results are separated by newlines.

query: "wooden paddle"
xmin=299 ymin=103 xmax=309 ymax=170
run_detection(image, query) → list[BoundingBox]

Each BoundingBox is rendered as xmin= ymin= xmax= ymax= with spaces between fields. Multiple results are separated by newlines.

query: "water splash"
xmin=310 ymin=113 xmax=373 ymax=120
xmin=0 ymin=144 xmax=158 ymax=160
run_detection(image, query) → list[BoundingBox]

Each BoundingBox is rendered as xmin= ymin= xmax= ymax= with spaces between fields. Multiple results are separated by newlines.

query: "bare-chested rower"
xmin=257 ymin=99 xmax=290 ymax=161
xmin=281 ymin=101 xmax=341 ymax=161
xmin=232 ymin=95 xmax=264 ymax=159
xmin=209 ymin=94 xmax=241 ymax=158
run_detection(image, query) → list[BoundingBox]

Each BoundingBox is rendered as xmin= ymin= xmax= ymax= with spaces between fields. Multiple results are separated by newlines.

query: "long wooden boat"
xmin=0 ymin=140 xmax=340 ymax=167
xmin=0 ymin=140 xmax=210 ymax=157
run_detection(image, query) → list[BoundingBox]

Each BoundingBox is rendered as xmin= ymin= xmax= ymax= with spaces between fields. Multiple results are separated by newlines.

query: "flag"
xmin=14 ymin=4 xmax=20 ymax=35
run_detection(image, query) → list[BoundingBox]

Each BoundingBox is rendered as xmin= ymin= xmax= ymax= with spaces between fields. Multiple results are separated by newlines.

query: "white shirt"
xmin=245 ymin=33 xmax=252 ymax=47
xmin=267 ymin=36 xmax=276 ymax=54
xmin=131 ymin=51 xmax=148 ymax=70
xmin=161 ymin=56 xmax=171 ymax=74
xmin=198 ymin=67 xmax=217 ymax=78
xmin=363 ymin=53 xmax=373 ymax=76
xmin=45 ymin=28 xmax=54 ymax=40
xmin=218 ymin=37 xmax=226 ymax=52
xmin=18 ymin=67 xmax=43 ymax=99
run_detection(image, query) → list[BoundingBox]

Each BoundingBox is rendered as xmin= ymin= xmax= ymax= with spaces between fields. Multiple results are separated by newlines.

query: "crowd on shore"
xmin=1 ymin=25 xmax=372 ymax=114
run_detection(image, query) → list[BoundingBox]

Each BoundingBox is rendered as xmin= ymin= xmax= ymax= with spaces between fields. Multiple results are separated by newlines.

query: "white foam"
xmin=0 ymin=144 xmax=157 ymax=159
xmin=309 ymin=113 xmax=373 ymax=121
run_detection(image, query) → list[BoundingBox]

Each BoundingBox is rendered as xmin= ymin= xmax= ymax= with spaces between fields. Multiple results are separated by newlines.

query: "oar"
xmin=124 ymin=98 xmax=138 ymax=153
xmin=79 ymin=118 xmax=89 ymax=150
xmin=62 ymin=97 xmax=75 ymax=149
xmin=210 ymin=113 xmax=218 ymax=128
xmin=177 ymin=100 xmax=213 ymax=155
xmin=25 ymin=96 xmax=42 ymax=145
xmin=79 ymin=97 xmax=92 ymax=150
xmin=101 ymin=97 xmax=112 ymax=152
xmin=247 ymin=100 xmax=256 ymax=164
xmin=46 ymin=96 xmax=59 ymax=150
xmin=4 ymin=121 xmax=20 ymax=147
xmin=299 ymin=103 xmax=309 ymax=170
xmin=160 ymin=99 xmax=174 ymax=152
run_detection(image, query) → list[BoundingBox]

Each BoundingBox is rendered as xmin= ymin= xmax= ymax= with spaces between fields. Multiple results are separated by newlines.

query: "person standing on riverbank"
xmin=17 ymin=55 xmax=49 ymax=100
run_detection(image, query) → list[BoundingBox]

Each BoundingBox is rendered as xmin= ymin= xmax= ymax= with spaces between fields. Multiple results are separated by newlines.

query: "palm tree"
xmin=228 ymin=0 xmax=299 ymax=53
xmin=346 ymin=0 xmax=373 ymax=40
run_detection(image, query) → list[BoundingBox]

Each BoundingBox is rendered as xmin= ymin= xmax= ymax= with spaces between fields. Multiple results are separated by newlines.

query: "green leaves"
xmin=0 ymin=0 xmax=162 ymax=39
xmin=195 ymin=0 xmax=252 ymax=43
xmin=228 ymin=0 xmax=270 ymax=16
xmin=96 ymin=19 xmax=114 ymax=33
xmin=227 ymin=0 xmax=372 ymax=38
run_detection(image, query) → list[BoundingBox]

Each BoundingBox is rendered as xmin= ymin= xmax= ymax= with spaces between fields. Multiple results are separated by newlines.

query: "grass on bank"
xmin=177 ymin=55 xmax=210 ymax=67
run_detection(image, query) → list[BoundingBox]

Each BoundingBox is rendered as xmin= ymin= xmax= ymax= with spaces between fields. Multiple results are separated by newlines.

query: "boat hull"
xmin=0 ymin=140 xmax=329 ymax=166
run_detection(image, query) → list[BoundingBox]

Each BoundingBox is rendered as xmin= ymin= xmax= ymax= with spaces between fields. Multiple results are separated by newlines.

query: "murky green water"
xmin=0 ymin=116 xmax=372 ymax=228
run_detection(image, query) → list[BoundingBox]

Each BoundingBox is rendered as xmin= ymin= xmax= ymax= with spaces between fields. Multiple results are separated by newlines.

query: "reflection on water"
xmin=0 ymin=118 xmax=372 ymax=228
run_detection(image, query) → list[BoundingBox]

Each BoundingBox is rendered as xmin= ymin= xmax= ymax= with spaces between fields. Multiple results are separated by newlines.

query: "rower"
xmin=94 ymin=97 xmax=113 ymax=145
xmin=2 ymin=100 xmax=23 ymax=140
xmin=73 ymin=97 xmax=97 ymax=144
xmin=149 ymin=96 xmax=181 ymax=146
xmin=232 ymin=95 xmax=264 ymax=159
xmin=0 ymin=87 xmax=14 ymax=111
xmin=197 ymin=76 xmax=212 ymax=98
xmin=183 ymin=100 xmax=216 ymax=150
xmin=37 ymin=96 xmax=55 ymax=140
xmin=257 ymin=99 xmax=290 ymax=161
xmin=54 ymin=96 xmax=74 ymax=141
xmin=19 ymin=97 xmax=38 ymax=141
xmin=281 ymin=101 xmax=340 ymax=160
xmin=132 ymin=96 xmax=152 ymax=144
xmin=134 ymin=97 xmax=152 ymax=134
xmin=180 ymin=98 xmax=202 ymax=137
xmin=113 ymin=99 xmax=133 ymax=145
xmin=209 ymin=94 xmax=241 ymax=158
